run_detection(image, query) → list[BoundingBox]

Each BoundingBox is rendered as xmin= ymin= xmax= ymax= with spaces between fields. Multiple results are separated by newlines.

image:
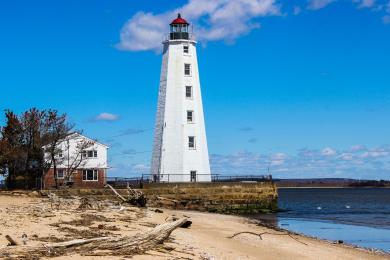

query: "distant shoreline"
xmin=276 ymin=186 xmax=390 ymax=189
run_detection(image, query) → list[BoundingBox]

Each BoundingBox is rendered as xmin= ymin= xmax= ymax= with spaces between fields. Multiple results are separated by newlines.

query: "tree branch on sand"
xmin=0 ymin=218 xmax=188 ymax=258
xmin=229 ymin=231 xmax=308 ymax=245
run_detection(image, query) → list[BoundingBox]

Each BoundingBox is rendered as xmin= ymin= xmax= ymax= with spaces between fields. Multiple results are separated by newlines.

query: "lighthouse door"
xmin=190 ymin=171 xmax=197 ymax=182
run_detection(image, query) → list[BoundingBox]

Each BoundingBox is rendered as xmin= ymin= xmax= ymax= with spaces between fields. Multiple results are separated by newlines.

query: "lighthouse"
xmin=150 ymin=14 xmax=211 ymax=183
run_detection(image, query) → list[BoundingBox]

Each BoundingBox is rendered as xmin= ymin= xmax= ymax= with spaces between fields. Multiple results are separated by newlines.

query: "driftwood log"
xmin=105 ymin=184 xmax=147 ymax=207
xmin=5 ymin=235 xmax=18 ymax=246
xmin=0 ymin=218 xmax=188 ymax=258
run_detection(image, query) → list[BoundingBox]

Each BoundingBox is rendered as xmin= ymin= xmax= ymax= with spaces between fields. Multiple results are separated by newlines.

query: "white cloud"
xmin=340 ymin=153 xmax=353 ymax=160
xmin=117 ymin=0 xmax=280 ymax=52
xmin=293 ymin=6 xmax=302 ymax=15
xmin=95 ymin=112 xmax=119 ymax=121
xmin=358 ymin=0 xmax=376 ymax=8
xmin=321 ymin=147 xmax=337 ymax=156
xmin=350 ymin=144 xmax=366 ymax=152
xmin=118 ymin=0 xmax=390 ymax=52
xmin=360 ymin=149 xmax=389 ymax=158
xmin=210 ymin=145 xmax=390 ymax=179
xmin=308 ymin=0 xmax=337 ymax=10
xmin=308 ymin=0 xmax=379 ymax=10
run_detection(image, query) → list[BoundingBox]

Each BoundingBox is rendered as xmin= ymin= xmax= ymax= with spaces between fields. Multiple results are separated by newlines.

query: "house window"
xmin=83 ymin=150 xmax=97 ymax=158
xmin=57 ymin=169 xmax=64 ymax=179
xmin=190 ymin=171 xmax=197 ymax=182
xmin=188 ymin=136 xmax=196 ymax=149
xmin=187 ymin=110 xmax=194 ymax=123
xmin=185 ymin=86 xmax=192 ymax=98
xmin=183 ymin=45 xmax=189 ymax=54
xmin=184 ymin=63 xmax=191 ymax=76
xmin=58 ymin=151 xmax=63 ymax=158
xmin=82 ymin=169 xmax=98 ymax=181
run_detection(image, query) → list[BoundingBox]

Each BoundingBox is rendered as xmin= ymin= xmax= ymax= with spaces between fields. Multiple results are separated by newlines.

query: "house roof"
xmin=42 ymin=132 xmax=109 ymax=149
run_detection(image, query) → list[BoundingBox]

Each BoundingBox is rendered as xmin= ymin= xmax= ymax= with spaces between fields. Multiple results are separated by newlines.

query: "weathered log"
xmin=5 ymin=235 xmax=18 ymax=246
xmin=0 ymin=218 xmax=188 ymax=258
xmin=105 ymin=184 xmax=127 ymax=202
xmin=105 ymin=184 xmax=147 ymax=207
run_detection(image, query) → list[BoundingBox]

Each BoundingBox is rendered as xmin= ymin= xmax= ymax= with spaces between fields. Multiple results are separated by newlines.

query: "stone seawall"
xmin=143 ymin=182 xmax=278 ymax=214
xmin=43 ymin=182 xmax=278 ymax=214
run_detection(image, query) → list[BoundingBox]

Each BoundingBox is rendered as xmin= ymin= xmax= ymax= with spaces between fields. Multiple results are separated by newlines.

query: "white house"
xmin=43 ymin=132 xmax=109 ymax=188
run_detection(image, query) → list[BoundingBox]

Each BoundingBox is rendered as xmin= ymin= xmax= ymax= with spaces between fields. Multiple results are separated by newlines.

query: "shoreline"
xmin=257 ymin=215 xmax=390 ymax=255
xmin=161 ymin=210 xmax=390 ymax=259
xmin=0 ymin=194 xmax=389 ymax=259
xmin=277 ymin=186 xmax=390 ymax=189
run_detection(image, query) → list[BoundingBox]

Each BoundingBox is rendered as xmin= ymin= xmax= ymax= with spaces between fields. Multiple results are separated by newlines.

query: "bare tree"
xmin=42 ymin=110 xmax=73 ymax=189
xmin=62 ymin=136 xmax=94 ymax=185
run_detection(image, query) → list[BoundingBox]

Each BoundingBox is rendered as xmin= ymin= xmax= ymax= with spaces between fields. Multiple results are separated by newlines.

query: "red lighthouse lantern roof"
xmin=170 ymin=13 xmax=189 ymax=25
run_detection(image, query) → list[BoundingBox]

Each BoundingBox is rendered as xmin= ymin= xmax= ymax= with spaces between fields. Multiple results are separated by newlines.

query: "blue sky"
xmin=0 ymin=0 xmax=389 ymax=179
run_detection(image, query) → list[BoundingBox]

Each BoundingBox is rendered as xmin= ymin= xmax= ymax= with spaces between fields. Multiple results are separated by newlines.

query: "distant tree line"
xmin=0 ymin=108 xmax=73 ymax=189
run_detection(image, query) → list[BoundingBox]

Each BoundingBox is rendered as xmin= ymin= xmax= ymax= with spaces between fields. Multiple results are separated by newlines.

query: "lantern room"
xmin=170 ymin=13 xmax=189 ymax=40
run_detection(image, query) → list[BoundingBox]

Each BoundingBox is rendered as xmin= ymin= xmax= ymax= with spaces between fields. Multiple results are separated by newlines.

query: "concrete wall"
xmin=143 ymin=182 xmax=278 ymax=214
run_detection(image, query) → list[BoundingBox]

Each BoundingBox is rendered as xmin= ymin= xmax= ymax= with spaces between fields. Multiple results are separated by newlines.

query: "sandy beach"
xmin=0 ymin=192 xmax=388 ymax=260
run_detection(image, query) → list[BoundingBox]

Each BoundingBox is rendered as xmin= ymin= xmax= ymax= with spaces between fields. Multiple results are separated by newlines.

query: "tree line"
xmin=0 ymin=108 xmax=73 ymax=189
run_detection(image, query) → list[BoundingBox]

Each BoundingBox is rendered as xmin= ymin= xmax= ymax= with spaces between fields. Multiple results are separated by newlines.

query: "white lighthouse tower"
xmin=151 ymin=14 xmax=211 ymax=183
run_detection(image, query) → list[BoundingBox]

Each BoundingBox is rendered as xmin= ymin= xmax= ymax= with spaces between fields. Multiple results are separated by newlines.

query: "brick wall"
xmin=43 ymin=169 xmax=106 ymax=189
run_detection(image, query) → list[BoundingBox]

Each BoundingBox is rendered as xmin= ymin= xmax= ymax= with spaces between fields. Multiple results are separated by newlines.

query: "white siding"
xmin=44 ymin=133 xmax=109 ymax=170
xmin=151 ymin=39 xmax=211 ymax=182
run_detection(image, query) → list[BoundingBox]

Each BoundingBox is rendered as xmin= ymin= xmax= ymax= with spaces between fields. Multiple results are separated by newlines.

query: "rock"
xmin=180 ymin=220 xmax=192 ymax=228
xmin=28 ymin=191 xmax=39 ymax=197
xmin=155 ymin=209 xmax=164 ymax=213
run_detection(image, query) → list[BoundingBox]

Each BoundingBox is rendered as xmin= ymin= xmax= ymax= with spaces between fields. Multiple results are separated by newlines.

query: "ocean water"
xmin=255 ymin=188 xmax=390 ymax=252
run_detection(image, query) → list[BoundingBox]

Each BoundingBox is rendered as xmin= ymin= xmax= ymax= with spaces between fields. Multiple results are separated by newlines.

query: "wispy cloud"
xmin=117 ymin=0 xmax=280 ymax=52
xmin=358 ymin=0 xmax=376 ymax=8
xmin=210 ymin=145 xmax=390 ymax=179
xmin=117 ymin=0 xmax=390 ymax=52
xmin=114 ymin=128 xmax=149 ymax=137
xmin=308 ymin=0 xmax=337 ymax=10
xmin=94 ymin=112 xmax=119 ymax=122
xmin=248 ymin=137 xmax=258 ymax=143
xmin=239 ymin=126 xmax=255 ymax=132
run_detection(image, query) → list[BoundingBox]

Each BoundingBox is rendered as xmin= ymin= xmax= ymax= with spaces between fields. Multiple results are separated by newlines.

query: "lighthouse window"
xmin=183 ymin=45 xmax=189 ymax=54
xmin=184 ymin=63 xmax=191 ymax=76
xmin=188 ymin=136 xmax=196 ymax=149
xmin=185 ymin=86 xmax=193 ymax=98
xmin=187 ymin=110 xmax=194 ymax=123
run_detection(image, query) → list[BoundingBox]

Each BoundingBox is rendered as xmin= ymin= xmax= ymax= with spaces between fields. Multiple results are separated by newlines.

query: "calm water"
xmin=255 ymin=188 xmax=390 ymax=252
